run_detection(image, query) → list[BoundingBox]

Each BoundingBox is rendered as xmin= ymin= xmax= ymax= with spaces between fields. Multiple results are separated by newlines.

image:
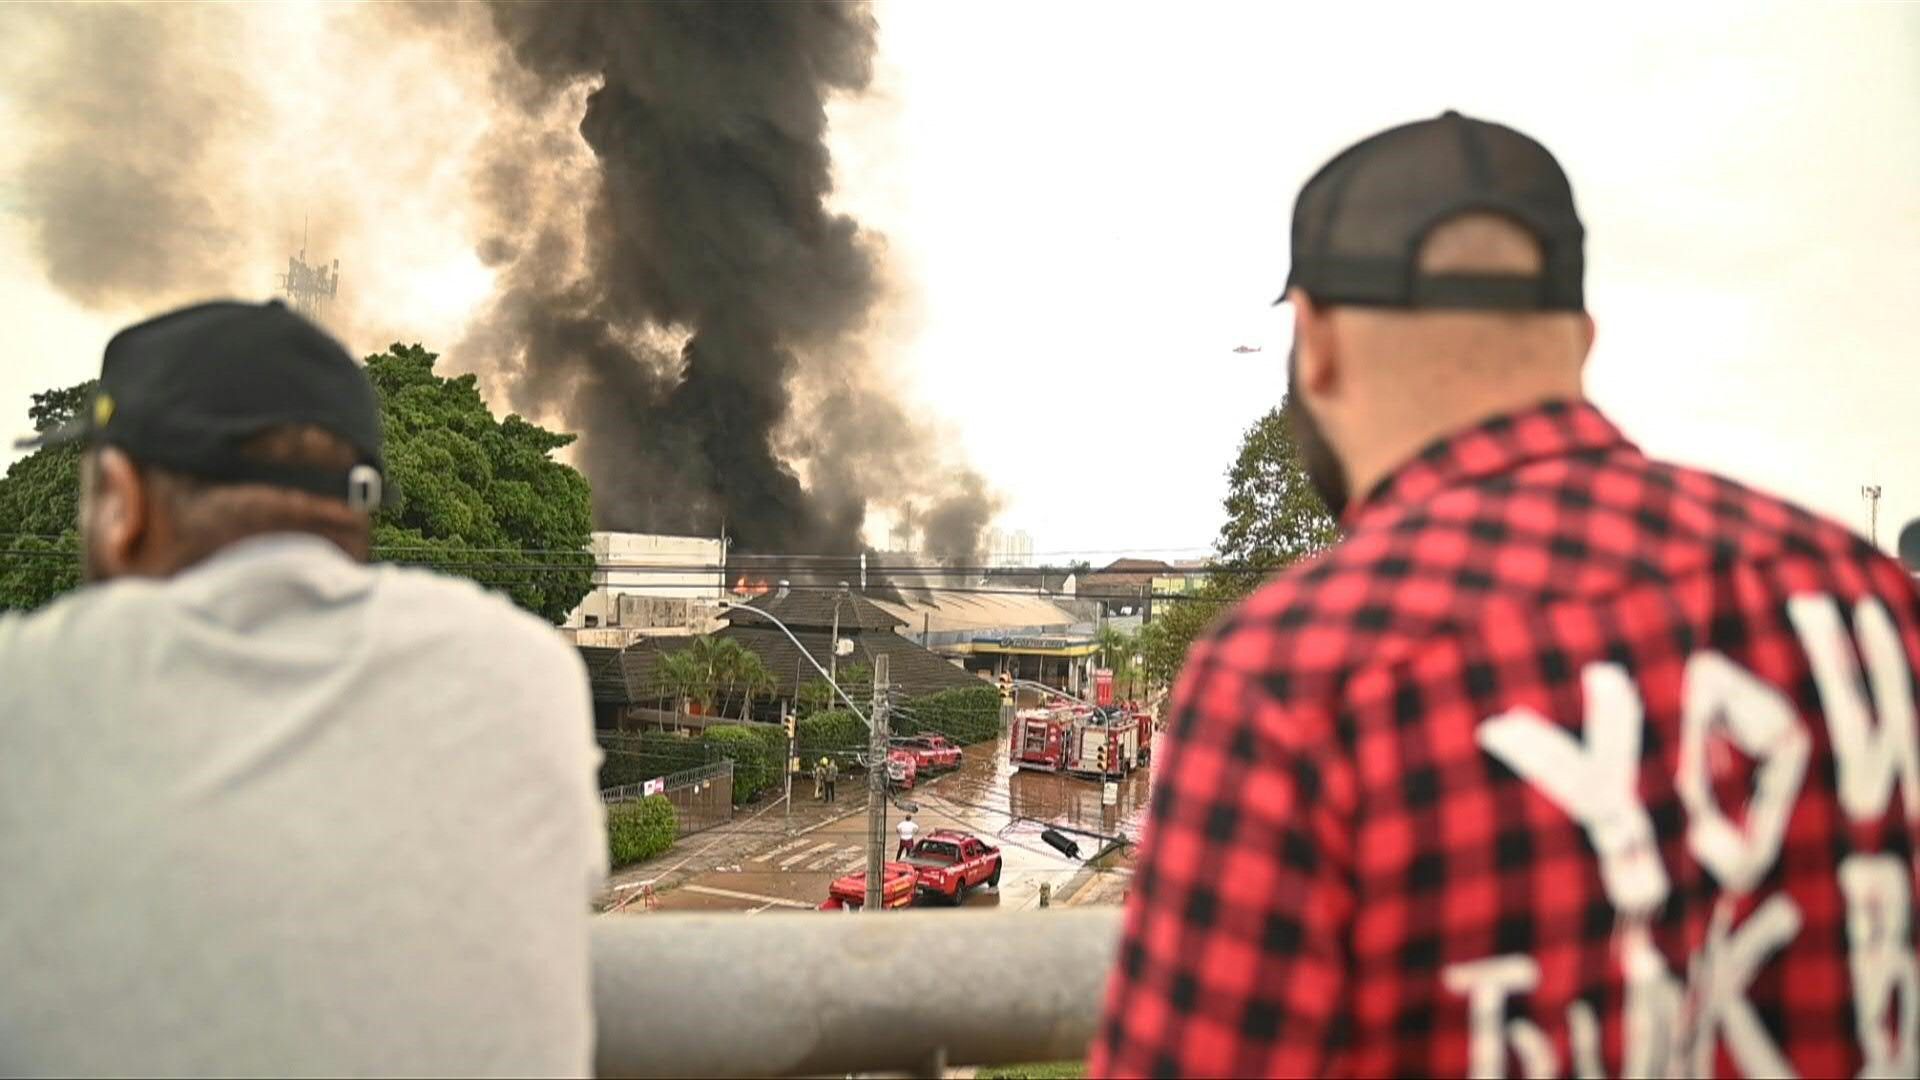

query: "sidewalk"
xmin=600 ymin=780 xmax=870 ymax=909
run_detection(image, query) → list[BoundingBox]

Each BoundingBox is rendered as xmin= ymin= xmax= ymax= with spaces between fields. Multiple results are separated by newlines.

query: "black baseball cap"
xmin=1280 ymin=110 xmax=1585 ymax=311
xmin=15 ymin=299 xmax=390 ymax=510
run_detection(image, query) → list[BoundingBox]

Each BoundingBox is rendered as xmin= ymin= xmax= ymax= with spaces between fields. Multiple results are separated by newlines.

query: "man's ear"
xmin=87 ymin=447 xmax=150 ymax=579
xmin=1289 ymin=289 xmax=1339 ymax=396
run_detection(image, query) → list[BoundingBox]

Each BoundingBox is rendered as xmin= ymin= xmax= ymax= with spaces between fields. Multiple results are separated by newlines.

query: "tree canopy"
xmin=0 ymin=382 xmax=96 ymax=609
xmin=1143 ymin=398 xmax=1337 ymax=690
xmin=1215 ymin=404 xmax=1340 ymax=576
xmin=652 ymin=636 xmax=776 ymax=718
xmin=365 ymin=343 xmax=593 ymax=622
xmin=0 ymin=346 xmax=594 ymax=622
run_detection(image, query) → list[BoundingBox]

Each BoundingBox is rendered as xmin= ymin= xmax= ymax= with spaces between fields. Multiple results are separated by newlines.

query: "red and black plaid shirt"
xmin=1093 ymin=400 xmax=1920 ymax=1077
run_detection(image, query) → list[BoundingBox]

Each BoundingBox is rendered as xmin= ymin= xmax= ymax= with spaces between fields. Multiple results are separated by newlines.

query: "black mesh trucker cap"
xmin=1280 ymin=110 xmax=1585 ymax=311
xmin=15 ymin=299 xmax=389 ymax=510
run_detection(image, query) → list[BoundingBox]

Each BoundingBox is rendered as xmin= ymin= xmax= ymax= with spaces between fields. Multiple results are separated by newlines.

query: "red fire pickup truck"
xmin=903 ymin=830 xmax=1002 ymax=905
xmin=890 ymin=735 xmax=962 ymax=773
xmin=818 ymin=861 xmax=917 ymax=911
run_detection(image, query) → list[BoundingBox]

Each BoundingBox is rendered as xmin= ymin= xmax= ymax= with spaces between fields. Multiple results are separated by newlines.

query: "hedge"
xmin=638 ymin=731 xmax=715 ymax=773
xmin=598 ymin=724 xmax=791 ymax=806
xmin=607 ymin=795 xmax=676 ymax=868
xmin=705 ymin=724 xmax=779 ymax=805
xmin=797 ymin=708 xmax=867 ymax=765
xmin=897 ymin=684 xmax=1001 ymax=745
xmin=597 ymin=748 xmax=658 ymax=791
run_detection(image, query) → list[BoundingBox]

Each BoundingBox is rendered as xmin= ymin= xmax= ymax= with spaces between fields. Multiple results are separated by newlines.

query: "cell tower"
xmin=1861 ymin=484 xmax=1883 ymax=546
xmin=280 ymin=217 xmax=339 ymax=321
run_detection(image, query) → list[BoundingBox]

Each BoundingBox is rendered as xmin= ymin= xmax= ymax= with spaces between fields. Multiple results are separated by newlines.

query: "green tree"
xmin=1214 ymin=403 xmax=1339 ymax=579
xmin=654 ymin=635 xmax=777 ymax=717
xmin=0 ymin=381 xmax=96 ymax=610
xmin=1095 ymin=624 xmax=1145 ymax=699
xmin=366 ymin=343 xmax=593 ymax=623
xmin=0 ymin=347 xmax=596 ymax=622
xmin=651 ymin=648 xmax=709 ymax=712
xmin=795 ymin=660 xmax=870 ymax=718
xmin=1147 ymin=398 xmax=1338 ymax=689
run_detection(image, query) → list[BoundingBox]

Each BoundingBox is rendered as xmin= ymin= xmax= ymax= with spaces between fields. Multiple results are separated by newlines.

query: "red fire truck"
xmin=1010 ymin=704 xmax=1153 ymax=777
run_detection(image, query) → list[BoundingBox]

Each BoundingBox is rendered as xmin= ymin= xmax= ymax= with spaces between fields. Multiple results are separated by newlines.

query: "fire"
xmin=731 ymin=575 xmax=771 ymax=597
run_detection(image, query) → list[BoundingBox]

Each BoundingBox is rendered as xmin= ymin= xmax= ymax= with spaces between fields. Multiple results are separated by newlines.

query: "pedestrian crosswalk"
xmin=777 ymin=841 xmax=838 ymax=870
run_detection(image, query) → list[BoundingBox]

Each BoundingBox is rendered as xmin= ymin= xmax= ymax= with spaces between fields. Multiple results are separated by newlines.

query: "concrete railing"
xmin=591 ymin=907 xmax=1124 ymax=1077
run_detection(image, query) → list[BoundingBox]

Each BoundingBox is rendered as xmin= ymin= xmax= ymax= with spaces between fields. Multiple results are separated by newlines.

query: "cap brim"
xmin=12 ymin=415 xmax=92 ymax=452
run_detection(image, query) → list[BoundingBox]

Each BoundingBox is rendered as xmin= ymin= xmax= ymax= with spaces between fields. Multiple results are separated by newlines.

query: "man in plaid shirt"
xmin=1093 ymin=111 xmax=1920 ymax=1077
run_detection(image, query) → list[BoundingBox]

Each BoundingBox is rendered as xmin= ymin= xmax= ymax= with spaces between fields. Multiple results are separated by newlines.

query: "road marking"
xmin=779 ymin=841 xmax=839 ymax=870
xmin=835 ymin=854 xmax=868 ymax=874
xmin=682 ymin=884 xmax=814 ymax=910
xmin=806 ymin=844 xmax=862 ymax=871
xmin=758 ymin=836 xmax=815 ymax=862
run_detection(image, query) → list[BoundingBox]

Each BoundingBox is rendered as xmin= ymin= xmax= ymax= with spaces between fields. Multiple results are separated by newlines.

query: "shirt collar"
xmin=1347 ymin=399 xmax=1634 ymax=527
xmin=171 ymin=532 xmax=372 ymax=618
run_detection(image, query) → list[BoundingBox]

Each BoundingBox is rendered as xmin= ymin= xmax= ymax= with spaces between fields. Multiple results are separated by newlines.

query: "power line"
xmin=0 ymin=550 xmax=1241 ymax=602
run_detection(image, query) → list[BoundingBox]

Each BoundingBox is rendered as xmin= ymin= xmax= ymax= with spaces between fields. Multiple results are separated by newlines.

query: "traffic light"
xmin=783 ymin=711 xmax=796 ymax=739
xmin=997 ymin=671 xmax=1013 ymax=704
xmin=1095 ymin=742 xmax=1108 ymax=775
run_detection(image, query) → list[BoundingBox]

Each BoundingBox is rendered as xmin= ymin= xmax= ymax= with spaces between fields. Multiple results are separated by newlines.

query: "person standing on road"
xmin=1093 ymin=112 xmax=1920 ymax=1078
xmin=896 ymin=813 xmax=918 ymax=859
xmin=823 ymin=756 xmax=838 ymax=803
xmin=0 ymin=301 xmax=605 ymax=1077
xmin=812 ymin=757 xmax=826 ymax=801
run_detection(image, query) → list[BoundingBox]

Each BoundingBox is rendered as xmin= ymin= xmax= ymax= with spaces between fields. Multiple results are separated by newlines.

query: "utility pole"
xmin=1862 ymin=484 xmax=1883 ymax=546
xmin=828 ymin=587 xmax=843 ymax=686
xmin=864 ymin=655 xmax=891 ymax=913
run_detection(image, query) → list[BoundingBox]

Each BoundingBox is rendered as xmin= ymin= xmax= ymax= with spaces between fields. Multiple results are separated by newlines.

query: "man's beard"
xmin=1284 ymin=343 xmax=1352 ymax=520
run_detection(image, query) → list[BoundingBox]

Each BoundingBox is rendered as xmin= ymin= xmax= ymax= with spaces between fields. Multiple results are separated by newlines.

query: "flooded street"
xmin=645 ymin=732 xmax=1151 ymax=915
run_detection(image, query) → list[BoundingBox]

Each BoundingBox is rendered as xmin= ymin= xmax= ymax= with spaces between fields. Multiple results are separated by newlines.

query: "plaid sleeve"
xmin=1090 ymin=623 xmax=1355 ymax=1077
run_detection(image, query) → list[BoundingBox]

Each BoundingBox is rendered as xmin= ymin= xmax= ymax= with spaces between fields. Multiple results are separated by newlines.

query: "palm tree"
xmin=1096 ymin=625 xmax=1138 ymax=697
xmin=733 ymin=651 xmax=775 ymax=720
xmin=652 ymin=648 xmax=709 ymax=716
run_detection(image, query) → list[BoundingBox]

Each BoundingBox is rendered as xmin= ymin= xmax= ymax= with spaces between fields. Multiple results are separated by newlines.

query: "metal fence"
xmin=601 ymin=759 xmax=733 ymax=837
xmin=591 ymin=907 xmax=1121 ymax=1077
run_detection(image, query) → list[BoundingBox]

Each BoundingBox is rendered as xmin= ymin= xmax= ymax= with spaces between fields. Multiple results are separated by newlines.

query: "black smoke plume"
xmin=0 ymin=1 xmax=999 ymax=562
xmin=469 ymin=1 xmax=995 ymax=557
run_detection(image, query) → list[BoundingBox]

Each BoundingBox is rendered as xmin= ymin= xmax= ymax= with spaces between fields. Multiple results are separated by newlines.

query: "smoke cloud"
xmin=0 ymin=1 xmax=998 ymax=561
xmin=464 ymin=1 xmax=995 ymax=556
xmin=0 ymin=5 xmax=253 ymax=308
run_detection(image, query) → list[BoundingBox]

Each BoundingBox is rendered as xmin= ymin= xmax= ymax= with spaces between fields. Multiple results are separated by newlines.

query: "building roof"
xmin=870 ymin=591 xmax=1081 ymax=635
xmin=1080 ymin=557 xmax=1178 ymax=593
xmin=573 ymin=636 xmax=696 ymax=705
xmin=718 ymin=624 xmax=981 ymax=702
xmin=725 ymin=588 xmax=905 ymax=633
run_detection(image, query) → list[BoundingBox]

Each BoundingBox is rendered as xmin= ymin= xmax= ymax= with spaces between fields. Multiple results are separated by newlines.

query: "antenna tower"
xmin=280 ymin=215 xmax=340 ymax=320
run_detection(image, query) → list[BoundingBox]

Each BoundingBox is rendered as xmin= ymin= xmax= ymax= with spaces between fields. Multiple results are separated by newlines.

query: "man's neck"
xmin=1344 ymin=389 xmax=1588 ymax=507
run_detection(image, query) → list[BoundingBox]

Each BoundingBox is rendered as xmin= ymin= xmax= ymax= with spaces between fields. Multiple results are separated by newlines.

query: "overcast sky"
xmin=2 ymin=1 xmax=1916 ymax=561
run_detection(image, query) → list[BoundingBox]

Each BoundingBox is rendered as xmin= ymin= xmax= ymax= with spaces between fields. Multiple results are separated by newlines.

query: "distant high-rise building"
xmin=986 ymin=528 xmax=1034 ymax=568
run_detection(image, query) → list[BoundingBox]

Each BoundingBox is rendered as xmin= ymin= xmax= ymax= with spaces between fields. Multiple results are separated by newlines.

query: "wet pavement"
xmin=633 ymin=730 xmax=1152 ymax=915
